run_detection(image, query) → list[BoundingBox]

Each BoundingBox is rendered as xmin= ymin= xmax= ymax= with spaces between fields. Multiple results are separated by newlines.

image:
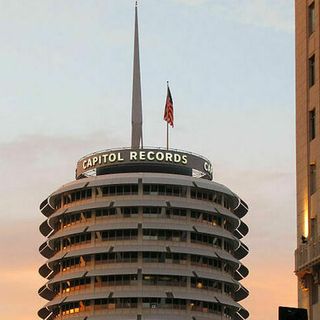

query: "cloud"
xmin=174 ymin=0 xmax=293 ymax=33
xmin=0 ymin=133 xmax=122 ymax=218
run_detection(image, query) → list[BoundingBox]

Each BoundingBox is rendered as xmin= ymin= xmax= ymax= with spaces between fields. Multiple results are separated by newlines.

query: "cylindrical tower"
xmin=38 ymin=148 xmax=249 ymax=320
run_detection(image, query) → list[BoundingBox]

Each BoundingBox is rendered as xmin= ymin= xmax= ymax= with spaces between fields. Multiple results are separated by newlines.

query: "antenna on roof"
xmin=131 ymin=1 xmax=143 ymax=149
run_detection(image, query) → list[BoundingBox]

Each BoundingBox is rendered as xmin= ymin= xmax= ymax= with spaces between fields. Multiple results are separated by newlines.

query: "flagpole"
xmin=167 ymin=122 xmax=169 ymax=150
xmin=166 ymin=81 xmax=169 ymax=150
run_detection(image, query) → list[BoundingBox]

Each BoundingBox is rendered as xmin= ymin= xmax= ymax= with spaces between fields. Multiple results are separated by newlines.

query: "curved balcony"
xmin=39 ymin=168 xmax=249 ymax=320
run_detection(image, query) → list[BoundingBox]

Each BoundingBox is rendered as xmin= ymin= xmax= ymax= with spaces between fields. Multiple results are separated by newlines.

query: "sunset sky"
xmin=0 ymin=1 xmax=295 ymax=319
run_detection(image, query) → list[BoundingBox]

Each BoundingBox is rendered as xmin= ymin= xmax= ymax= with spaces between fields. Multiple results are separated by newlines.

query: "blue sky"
xmin=0 ymin=1 xmax=295 ymax=319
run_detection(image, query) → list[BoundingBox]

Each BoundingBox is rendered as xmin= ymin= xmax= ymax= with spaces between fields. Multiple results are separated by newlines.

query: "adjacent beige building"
xmin=295 ymin=1 xmax=320 ymax=319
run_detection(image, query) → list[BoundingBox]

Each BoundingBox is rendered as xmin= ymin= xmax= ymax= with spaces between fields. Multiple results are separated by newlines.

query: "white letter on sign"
xmin=130 ymin=151 xmax=138 ymax=160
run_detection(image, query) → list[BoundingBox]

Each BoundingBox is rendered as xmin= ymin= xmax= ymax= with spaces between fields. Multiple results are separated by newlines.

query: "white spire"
xmin=131 ymin=1 xmax=143 ymax=149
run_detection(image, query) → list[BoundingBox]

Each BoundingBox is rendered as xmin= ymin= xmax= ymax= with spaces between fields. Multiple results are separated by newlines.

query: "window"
xmin=143 ymin=207 xmax=161 ymax=215
xmin=310 ymin=164 xmax=317 ymax=195
xmin=309 ymin=109 xmax=316 ymax=140
xmin=94 ymin=298 xmax=137 ymax=310
xmin=143 ymin=184 xmax=187 ymax=197
xmin=97 ymin=274 xmax=137 ymax=287
xmin=166 ymin=208 xmax=186 ymax=217
xmin=96 ymin=207 xmax=116 ymax=217
xmin=141 ymin=298 xmax=186 ymax=310
xmin=311 ymin=217 xmax=317 ymax=239
xmin=62 ymin=277 xmax=90 ymax=293
xmin=99 ymin=229 xmax=138 ymax=241
xmin=309 ymin=2 xmax=315 ymax=35
xmin=122 ymin=207 xmax=138 ymax=216
xmin=102 ymin=184 xmax=138 ymax=196
xmin=95 ymin=251 xmax=138 ymax=264
xmin=309 ymin=55 xmax=315 ymax=87
xmin=61 ymin=233 xmax=91 ymax=250
xmin=190 ymin=232 xmax=222 ymax=248
xmin=63 ymin=188 xmax=92 ymax=205
xmin=191 ymin=277 xmax=222 ymax=292
xmin=61 ymin=257 xmax=81 ymax=271
xmin=142 ymin=229 xmax=187 ymax=242
xmin=312 ymin=278 xmax=319 ymax=304
xmin=142 ymin=274 xmax=187 ymax=287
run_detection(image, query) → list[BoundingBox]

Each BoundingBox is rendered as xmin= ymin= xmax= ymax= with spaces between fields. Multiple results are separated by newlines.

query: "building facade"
xmin=295 ymin=1 xmax=320 ymax=319
xmin=38 ymin=148 xmax=249 ymax=320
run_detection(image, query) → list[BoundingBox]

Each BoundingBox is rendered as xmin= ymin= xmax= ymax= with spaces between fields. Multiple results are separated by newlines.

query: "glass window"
xmin=309 ymin=55 xmax=316 ymax=87
xmin=310 ymin=164 xmax=317 ymax=195
xmin=311 ymin=217 xmax=318 ymax=240
xmin=309 ymin=2 xmax=315 ymax=35
xmin=309 ymin=109 xmax=316 ymax=140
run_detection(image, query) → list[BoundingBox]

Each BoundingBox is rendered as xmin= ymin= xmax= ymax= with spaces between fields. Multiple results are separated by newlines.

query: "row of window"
xmin=142 ymin=229 xmax=187 ymax=241
xmin=61 ymin=277 xmax=90 ymax=293
xmin=60 ymin=252 xmax=224 ymax=272
xmin=62 ymin=189 xmax=92 ymax=205
xmin=191 ymin=232 xmax=223 ymax=248
xmin=59 ymin=207 xmax=227 ymax=230
xmin=59 ymin=233 xmax=91 ymax=250
xmin=100 ymin=229 xmax=138 ymax=241
xmin=143 ymin=184 xmax=187 ymax=197
xmin=102 ymin=184 xmax=138 ymax=196
xmin=56 ymin=298 xmax=232 ymax=316
xmin=55 ymin=184 xmax=233 ymax=212
xmin=54 ymin=274 xmax=233 ymax=295
xmin=191 ymin=188 xmax=230 ymax=208
xmin=56 ymin=229 xmax=233 ymax=251
xmin=60 ymin=211 xmax=93 ymax=229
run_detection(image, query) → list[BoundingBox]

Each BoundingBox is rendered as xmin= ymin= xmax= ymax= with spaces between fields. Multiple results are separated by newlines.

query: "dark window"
xmin=310 ymin=164 xmax=317 ymax=195
xmin=312 ymin=279 xmax=319 ymax=304
xmin=311 ymin=217 xmax=317 ymax=239
xmin=143 ymin=184 xmax=187 ymax=197
xmin=63 ymin=188 xmax=92 ymax=205
xmin=102 ymin=184 xmax=138 ymax=196
xmin=143 ymin=207 xmax=161 ymax=215
xmin=100 ymin=229 xmax=138 ymax=241
xmin=96 ymin=208 xmax=116 ymax=217
xmin=122 ymin=207 xmax=138 ymax=216
xmin=309 ymin=55 xmax=316 ymax=87
xmin=309 ymin=109 xmax=316 ymax=140
xmin=309 ymin=2 xmax=315 ymax=35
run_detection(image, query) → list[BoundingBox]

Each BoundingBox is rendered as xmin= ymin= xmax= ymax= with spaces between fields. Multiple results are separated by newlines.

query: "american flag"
xmin=164 ymin=85 xmax=174 ymax=127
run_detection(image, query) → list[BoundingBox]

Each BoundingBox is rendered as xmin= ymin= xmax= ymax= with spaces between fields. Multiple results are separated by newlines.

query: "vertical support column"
xmin=138 ymin=223 xmax=142 ymax=242
xmin=187 ymin=275 xmax=191 ymax=290
xmin=186 ymin=186 xmax=191 ymax=199
xmin=187 ymin=231 xmax=191 ymax=243
xmin=116 ymin=207 xmax=122 ymax=216
xmin=138 ymin=178 xmax=143 ymax=196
